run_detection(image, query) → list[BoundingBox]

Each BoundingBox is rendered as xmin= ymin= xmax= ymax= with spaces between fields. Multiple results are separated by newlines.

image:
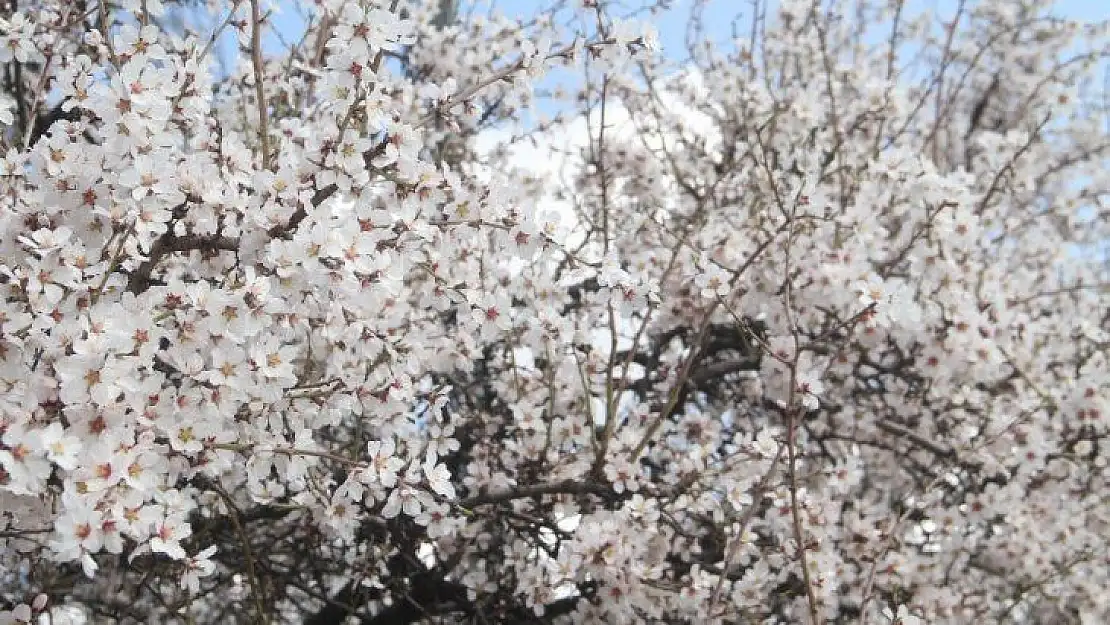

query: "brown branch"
xmin=975 ymin=111 xmax=1051 ymax=215
xmin=266 ymin=183 xmax=337 ymax=239
xmin=874 ymin=420 xmax=958 ymax=459
xmin=709 ymin=444 xmax=786 ymax=613
xmin=127 ymin=231 xmax=239 ymax=294
xmin=211 ymin=481 xmax=269 ymax=625
xmin=787 ymin=404 xmax=820 ymax=625
xmin=688 ymin=358 xmax=763 ymax=386
xmin=461 ymin=479 xmax=615 ymax=508
xmin=250 ymin=0 xmax=271 ymax=170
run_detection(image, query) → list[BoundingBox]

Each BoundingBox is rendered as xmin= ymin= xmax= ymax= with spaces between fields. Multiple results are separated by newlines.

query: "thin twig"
xmin=708 ymin=444 xmax=786 ymax=613
xmin=20 ymin=52 xmax=54 ymax=150
xmin=97 ymin=0 xmax=119 ymax=67
xmin=786 ymin=404 xmax=820 ymax=625
xmin=250 ymin=0 xmax=271 ymax=169
xmin=211 ymin=482 xmax=269 ymax=625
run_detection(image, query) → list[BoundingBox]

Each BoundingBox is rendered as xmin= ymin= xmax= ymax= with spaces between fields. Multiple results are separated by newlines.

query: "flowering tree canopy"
xmin=1 ymin=0 xmax=1108 ymax=623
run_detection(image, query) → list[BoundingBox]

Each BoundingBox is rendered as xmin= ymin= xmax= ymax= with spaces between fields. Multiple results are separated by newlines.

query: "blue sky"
xmin=259 ymin=0 xmax=1109 ymax=58
xmin=259 ymin=0 xmax=750 ymax=66
xmin=246 ymin=0 xmax=1108 ymax=116
xmin=167 ymin=0 xmax=1106 ymax=135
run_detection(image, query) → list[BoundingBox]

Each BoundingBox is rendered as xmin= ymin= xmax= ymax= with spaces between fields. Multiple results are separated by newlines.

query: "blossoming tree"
xmin=0 ymin=0 xmax=1108 ymax=623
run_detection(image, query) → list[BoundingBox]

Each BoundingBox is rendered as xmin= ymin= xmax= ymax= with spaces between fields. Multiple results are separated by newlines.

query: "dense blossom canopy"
xmin=0 ymin=0 xmax=1108 ymax=623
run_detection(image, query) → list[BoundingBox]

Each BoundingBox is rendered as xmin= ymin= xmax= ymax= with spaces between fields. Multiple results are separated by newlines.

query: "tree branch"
xmin=461 ymin=479 xmax=616 ymax=508
xmin=250 ymin=0 xmax=271 ymax=170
